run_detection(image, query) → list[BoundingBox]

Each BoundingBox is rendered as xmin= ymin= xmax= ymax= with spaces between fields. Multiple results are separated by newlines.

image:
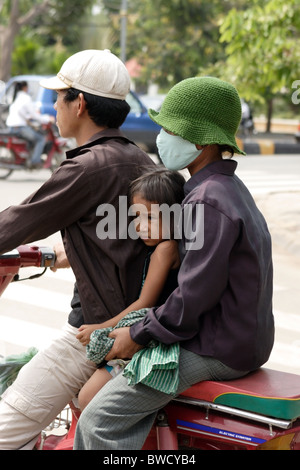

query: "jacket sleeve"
xmin=130 ymin=201 xmax=239 ymax=346
xmin=0 ymin=158 xmax=91 ymax=254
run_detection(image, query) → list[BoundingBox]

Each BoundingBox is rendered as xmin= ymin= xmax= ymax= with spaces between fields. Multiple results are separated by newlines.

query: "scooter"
xmin=0 ymin=122 xmax=67 ymax=179
xmin=0 ymin=245 xmax=300 ymax=451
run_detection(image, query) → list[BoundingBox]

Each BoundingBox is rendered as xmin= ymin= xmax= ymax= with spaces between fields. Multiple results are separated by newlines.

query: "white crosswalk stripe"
xmin=2 ymin=283 xmax=71 ymax=313
xmin=0 ymin=315 xmax=63 ymax=351
xmin=266 ymin=307 xmax=300 ymax=374
xmin=0 ymin=268 xmax=75 ymax=356
xmin=236 ymin=170 xmax=300 ymax=195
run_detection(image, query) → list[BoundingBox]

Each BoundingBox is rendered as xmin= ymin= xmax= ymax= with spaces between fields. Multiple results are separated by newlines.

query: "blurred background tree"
xmin=1 ymin=0 xmax=299 ymax=126
xmin=214 ymin=0 xmax=300 ymax=130
xmin=0 ymin=0 xmax=94 ymax=81
xmin=103 ymin=0 xmax=249 ymax=91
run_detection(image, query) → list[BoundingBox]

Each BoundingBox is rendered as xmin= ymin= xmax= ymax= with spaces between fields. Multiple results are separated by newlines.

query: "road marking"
xmin=0 ymin=315 xmax=62 ymax=351
xmin=257 ymin=140 xmax=275 ymax=155
xmin=273 ymin=309 xmax=300 ymax=333
xmin=0 ymin=269 xmax=74 ymax=355
xmin=1 ymin=282 xmax=72 ymax=313
xmin=265 ymin=308 xmax=300 ymax=374
xmin=236 ymin=173 xmax=300 ymax=195
xmin=266 ymin=342 xmax=300 ymax=374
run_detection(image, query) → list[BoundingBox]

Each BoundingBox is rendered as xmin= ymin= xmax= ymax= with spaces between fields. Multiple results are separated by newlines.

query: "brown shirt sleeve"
xmin=0 ymin=158 xmax=91 ymax=254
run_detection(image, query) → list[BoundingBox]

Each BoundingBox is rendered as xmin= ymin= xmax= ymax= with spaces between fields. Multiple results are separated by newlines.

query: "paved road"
xmin=235 ymin=155 xmax=300 ymax=374
xmin=0 ymin=154 xmax=299 ymax=375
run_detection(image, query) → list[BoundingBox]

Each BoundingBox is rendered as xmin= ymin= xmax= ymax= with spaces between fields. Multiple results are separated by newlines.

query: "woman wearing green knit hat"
xmin=74 ymin=77 xmax=274 ymax=451
xmin=149 ymin=76 xmax=246 ymax=172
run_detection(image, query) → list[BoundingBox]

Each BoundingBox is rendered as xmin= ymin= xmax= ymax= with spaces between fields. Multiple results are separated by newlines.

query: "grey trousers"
xmin=74 ymin=348 xmax=248 ymax=450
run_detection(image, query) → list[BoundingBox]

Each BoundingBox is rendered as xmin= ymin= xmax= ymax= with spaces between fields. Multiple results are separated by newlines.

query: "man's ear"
xmin=77 ymin=93 xmax=87 ymax=117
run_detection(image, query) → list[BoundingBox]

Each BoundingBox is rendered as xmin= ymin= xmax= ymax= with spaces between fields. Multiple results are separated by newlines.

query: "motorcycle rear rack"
xmin=173 ymin=395 xmax=294 ymax=432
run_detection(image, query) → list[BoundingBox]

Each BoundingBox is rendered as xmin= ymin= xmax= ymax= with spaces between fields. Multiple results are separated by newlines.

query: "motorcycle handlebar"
xmin=0 ymin=245 xmax=55 ymax=268
xmin=0 ymin=245 xmax=56 ymax=296
xmin=17 ymin=245 xmax=56 ymax=268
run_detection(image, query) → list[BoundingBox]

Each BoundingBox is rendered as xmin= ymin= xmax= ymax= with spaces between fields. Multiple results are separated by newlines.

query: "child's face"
xmin=132 ymin=194 xmax=164 ymax=246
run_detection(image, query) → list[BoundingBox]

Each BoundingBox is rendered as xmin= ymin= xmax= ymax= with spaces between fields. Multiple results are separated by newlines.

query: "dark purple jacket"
xmin=131 ymin=159 xmax=274 ymax=371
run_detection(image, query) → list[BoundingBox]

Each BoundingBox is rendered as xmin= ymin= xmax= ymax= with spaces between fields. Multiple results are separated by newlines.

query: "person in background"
xmin=74 ymin=76 xmax=274 ymax=450
xmin=6 ymin=81 xmax=52 ymax=168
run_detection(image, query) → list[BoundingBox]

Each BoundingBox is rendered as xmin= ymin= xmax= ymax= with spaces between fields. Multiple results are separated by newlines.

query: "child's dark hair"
xmin=63 ymin=88 xmax=130 ymax=128
xmin=129 ymin=166 xmax=185 ymax=240
xmin=129 ymin=166 xmax=185 ymax=206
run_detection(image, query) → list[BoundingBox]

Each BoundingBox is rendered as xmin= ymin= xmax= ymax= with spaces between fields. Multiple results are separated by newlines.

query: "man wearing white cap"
xmin=0 ymin=49 xmax=155 ymax=449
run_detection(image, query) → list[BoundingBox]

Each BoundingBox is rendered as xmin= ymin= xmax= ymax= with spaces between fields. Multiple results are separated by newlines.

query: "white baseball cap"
xmin=40 ymin=49 xmax=130 ymax=100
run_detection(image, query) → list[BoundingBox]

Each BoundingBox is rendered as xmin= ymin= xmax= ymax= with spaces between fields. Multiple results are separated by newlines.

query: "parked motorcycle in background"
xmin=0 ymin=122 xmax=68 ymax=179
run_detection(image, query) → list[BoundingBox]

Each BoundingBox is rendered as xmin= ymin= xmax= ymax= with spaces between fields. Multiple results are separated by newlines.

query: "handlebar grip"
xmin=16 ymin=245 xmax=56 ymax=268
xmin=38 ymin=247 xmax=56 ymax=268
xmin=0 ymin=245 xmax=56 ymax=296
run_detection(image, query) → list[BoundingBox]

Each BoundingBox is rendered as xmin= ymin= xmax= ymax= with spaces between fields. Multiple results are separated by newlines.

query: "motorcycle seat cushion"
xmin=180 ymin=368 xmax=300 ymax=420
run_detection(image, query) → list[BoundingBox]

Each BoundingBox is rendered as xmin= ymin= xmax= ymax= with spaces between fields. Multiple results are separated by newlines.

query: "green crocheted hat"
xmin=148 ymin=77 xmax=245 ymax=155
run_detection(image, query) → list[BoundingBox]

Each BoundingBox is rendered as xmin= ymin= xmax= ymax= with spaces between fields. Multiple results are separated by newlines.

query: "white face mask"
xmin=156 ymin=129 xmax=202 ymax=171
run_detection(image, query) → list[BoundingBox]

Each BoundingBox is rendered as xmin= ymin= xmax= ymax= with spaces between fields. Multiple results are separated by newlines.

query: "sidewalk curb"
xmin=236 ymin=138 xmax=300 ymax=155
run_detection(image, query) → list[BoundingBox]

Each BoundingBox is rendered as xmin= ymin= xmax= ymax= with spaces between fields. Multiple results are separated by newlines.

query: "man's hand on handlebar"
xmin=51 ymin=242 xmax=70 ymax=272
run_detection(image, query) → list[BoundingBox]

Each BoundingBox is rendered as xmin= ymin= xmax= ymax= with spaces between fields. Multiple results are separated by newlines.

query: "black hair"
xmin=129 ymin=166 xmax=185 ymax=206
xmin=129 ymin=166 xmax=186 ymax=240
xmin=129 ymin=166 xmax=186 ymax=206
xmin=13 ymin=81 xmax=28 ymax=101
xmin=63 ymin=88 xmax=130 ymax=128
xmin=219 ymin=144 xmax=234 ymax=157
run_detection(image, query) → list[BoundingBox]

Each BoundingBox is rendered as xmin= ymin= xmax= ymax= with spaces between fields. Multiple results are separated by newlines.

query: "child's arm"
xmin=107 ymin=240 xmax=180 ymax=326
xmin=77 ymin=241 xmax=180 ymax=345
xmin=137 ymin=240 xmax=180 ymax=306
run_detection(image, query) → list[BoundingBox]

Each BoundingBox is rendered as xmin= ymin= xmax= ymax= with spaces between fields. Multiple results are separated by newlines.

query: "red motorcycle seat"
xmin=180 ymin=368 xmax=300 ymax=420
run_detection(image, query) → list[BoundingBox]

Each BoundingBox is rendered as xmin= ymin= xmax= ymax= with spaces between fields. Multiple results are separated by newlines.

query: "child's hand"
xmin=76 ymin=324 xmax=97 ymax=346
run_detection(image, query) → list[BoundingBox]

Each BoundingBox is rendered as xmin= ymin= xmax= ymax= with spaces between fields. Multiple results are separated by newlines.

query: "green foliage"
xmin=120 ymin=0 xmax=230 ymax=88
xmin=218 ymin=0 xmax=300 ymax=101
xmin=0 ymin=0 xmax=94 ymax=79
xmin=10 ymin=31 xmax=72 ymax=75
xmin=41 ymin=0 xmax=94 ymax=45
xmin=2 ymin=0 xmax=300 ymax=123
xmin=11 ymin=37 xmax=40 ymax=76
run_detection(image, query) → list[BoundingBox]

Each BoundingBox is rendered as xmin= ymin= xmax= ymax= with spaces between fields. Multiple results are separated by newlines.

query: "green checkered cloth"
xmin=86 ymin=309 xmax=180 ymax=395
